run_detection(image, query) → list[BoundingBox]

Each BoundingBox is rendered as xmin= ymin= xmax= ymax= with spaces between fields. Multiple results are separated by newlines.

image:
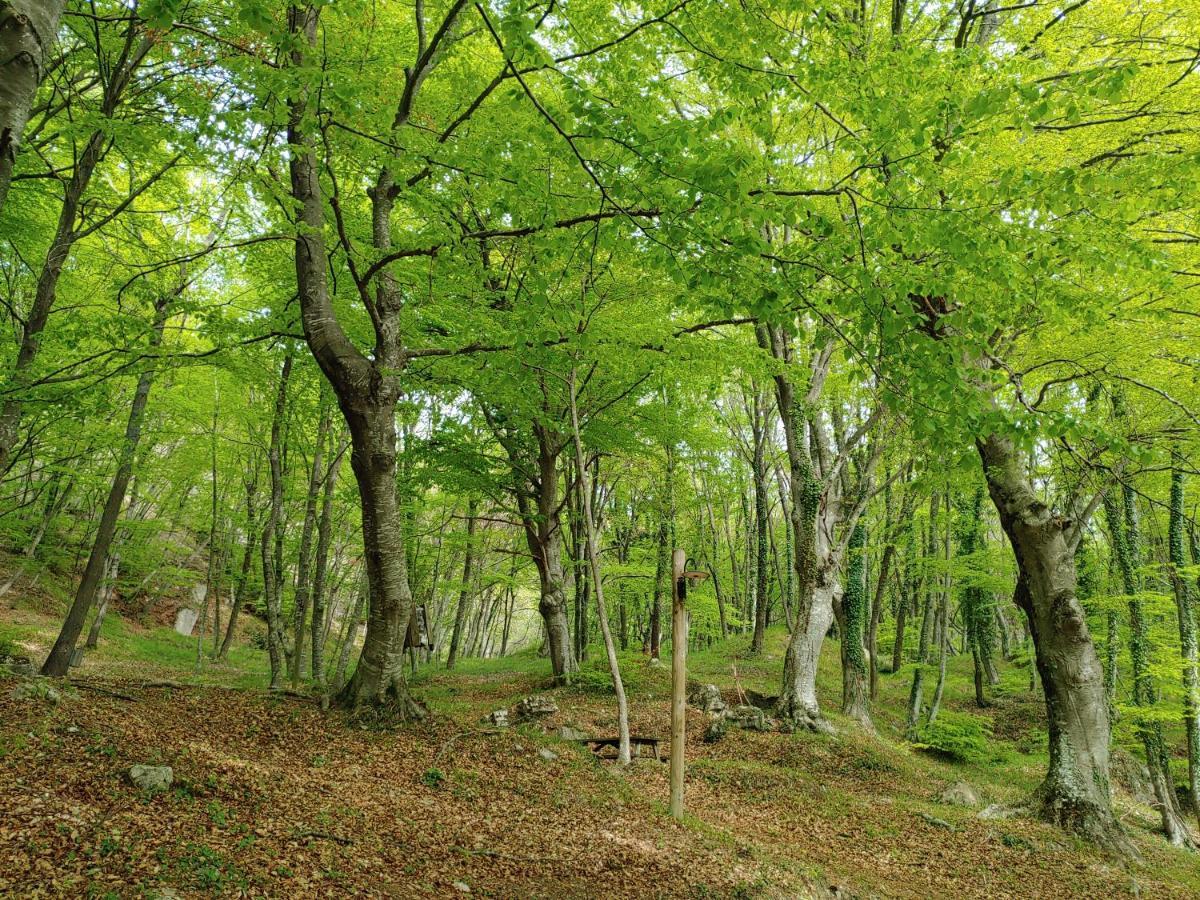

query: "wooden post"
xmin=670 ymin=548 xmax=687 ymax=819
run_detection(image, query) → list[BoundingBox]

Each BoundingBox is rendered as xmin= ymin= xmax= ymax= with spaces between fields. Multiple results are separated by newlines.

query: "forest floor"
xmin=2 ymin=595 xmax=1200 ymax=898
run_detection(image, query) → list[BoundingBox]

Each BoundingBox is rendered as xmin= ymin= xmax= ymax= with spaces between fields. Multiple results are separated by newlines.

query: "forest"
xmin=1 ymin=0 xmax=1199 ymax=896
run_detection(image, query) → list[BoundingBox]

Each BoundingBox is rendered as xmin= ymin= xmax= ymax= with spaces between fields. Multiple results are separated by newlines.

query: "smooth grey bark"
xmin=445 ymin=496 xmax=478 ymax=669
xmin=84 ymin=554 xmax=119 ymax=650
xmin=0 ymin=0 xmax=66 ymax=214
xmin=40 ymin=293 xmax=169 ymax=676
xmin=285 ymin=0 xmax=474 ymax=713
xmin=568 ymin=368 xmax=630 ymax=763
xmin=978 ymin=432 xmax=1132 ymax=854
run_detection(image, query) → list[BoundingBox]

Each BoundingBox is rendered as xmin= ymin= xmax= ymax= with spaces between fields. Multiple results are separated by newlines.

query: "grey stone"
xmin=725 ymin=704 xmax=771 ymax=732
xmin=703 ymin=717 xmax=728 ymax=744
xmin=2 ymin=655 xmax=36 ymax=676
xmin=936 ymin=780 xmax=980 ymax=807
xmin=453 ymin=881 xmax=471 ymax=893
xmin=8 ymin=681 xmax=61 ymax=704
xmin=487 ymin=709 xmax=509 ymax=727
xmin=1110 ymin=747 xmax=1155 ymax=806
xmin=538 ymin=748 xmax=559 ymax=762
xmin=687 ymin=682 xmax=726 ymax=714
xmin=978 ymin=803 xmax=1014 ymax=820
xmin=558 ymin=725 xmax=589 ymax=741
xmin=129 ymin=764 xmax=173 ymax=793
xmin=514 ymin=695 xmax=558 ymax=719
xmin=173 ymin=608 xmax=198 ymax=636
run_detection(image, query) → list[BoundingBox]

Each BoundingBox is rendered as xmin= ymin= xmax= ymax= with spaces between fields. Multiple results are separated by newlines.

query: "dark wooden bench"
xmin=574 ymin=735 xmax=665 ymax=761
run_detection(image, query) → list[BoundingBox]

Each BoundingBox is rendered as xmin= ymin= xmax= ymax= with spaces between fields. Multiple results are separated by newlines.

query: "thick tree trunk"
xmin=41 ymin=296 xmax=168 ymax=676
xmin=836 ymin=523 xmax=872 ymax=729
xmin=0 ymin=0 xmax=66 ymax=214
xmin=978 ymin=433 xmax=1132 ymax=854
xmin=1173 ymin=470 xmax=1200 ymax=826
xmin=335 ymin=401 xmax=423 ymax=716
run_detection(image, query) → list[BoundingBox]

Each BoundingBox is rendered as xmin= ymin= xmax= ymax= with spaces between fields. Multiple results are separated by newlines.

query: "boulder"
xmin=978 ymin=804 xmax=1015 ymax=820
xmin=128 ymin=765 xmax=173 ymax=793
xmin=936 ymin=780 xmax=980 ymax=807
xmin=538 ymin=748 xmax=559 ymax=762
xmin=1110 ymin=747 xmax=1155 ymax=805
xmin=703 ymin=717 xmax=728 ymax=744
xmin=514 ymin=695 xmax=558 ymax=719
xmin=487 ymin=709 xmax=509 ymax=727
xmin=8 ymin=681 xmax=61 ymax=704
xmin=726 ymin=704 xmax=772 ymax=732
xmin=558 ymin=725 xmax=589 ymax=741
xmin=687 ymin=682 xmax=726 ymax=714
xmin=2 ymin=654 xmax=36 ymax=677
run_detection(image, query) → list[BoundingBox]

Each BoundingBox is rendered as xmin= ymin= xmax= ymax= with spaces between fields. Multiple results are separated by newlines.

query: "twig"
xmin=71 ymin=681 xmax=138 ymax=702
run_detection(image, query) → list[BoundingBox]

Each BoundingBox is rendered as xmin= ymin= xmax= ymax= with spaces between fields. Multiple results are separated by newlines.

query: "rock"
xmin=128 ymin=765 xmax=173 ymax=793
xmin=978 ymin=804 xmax=1014 ymax=820
xmin=687 ymin=682 xmax=726 ymax=714
xmin=725 ymin=704 xmax=771 ymax=732
xmin=453 ymin=881 xmax=471 ymax=893
xmin=147 ymin=888 xmax=183 ymax=900
xmin=703 ymin=717 xmax=728 ymax=744
xmin=538 ymin=748 xmax=559 ymax=762
xmin=8 ymin=681 xmax=61 ymax=704
xmin=514 ymin=695 xmax=558 ymax=719
xmin=648 ymin=657 xmax=663 ymax=668
xmin=487 ymin=709 xmax=509 ymax=727
xmin=558 ymin=725 xmax=589 ymax=741
xmin=1110 ymin=747 xmax=1155 ymax=805
xmin=1 ymin=655 xmax=36 ymax=677
xmin=936 ymin=780 xmax=980 ymax=807
xmin=173 ymin=607 xmax=198 ymax=636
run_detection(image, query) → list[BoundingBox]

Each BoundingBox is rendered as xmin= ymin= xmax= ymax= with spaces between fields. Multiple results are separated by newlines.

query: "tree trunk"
xmin=446 ymin=497 xmax=478 ymax=669
xmin=290 ymin=402 xmax=331 ymax=688
xmin=750 ymin=388 xmax=770 ymax=652
xmin=40 ymin=295 xmax=169 ymax=676
xmin=260 ymin=356 xmax=292 ymax=690
xmin=218 ymin=466 xmax=259 ymax=661
xmin=1173 ymin=469 xmax=1200 ymax=826
xmin=84 ymin=555 xmax=119 ymax=650
xmin=837 ymin=523 xmax=872 ymax=729
xmin=0 ymin=0 xmax=66 ymax=214
xmin=978 ymin=432 xmax=1132 ymax=854
xmin=310 ymin=431 xmax=346 ymax=686
xmin=334 ymin=574 xmax=367 ymax=693
xmin=568 ymin=370 xmax=630 ymax=762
